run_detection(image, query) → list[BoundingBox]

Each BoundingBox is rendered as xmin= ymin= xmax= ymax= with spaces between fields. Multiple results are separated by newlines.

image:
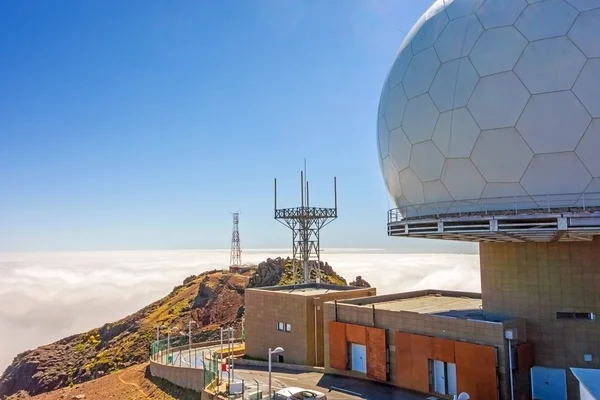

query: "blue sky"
xmin=0 ymin=0 xmax=477 ymax=253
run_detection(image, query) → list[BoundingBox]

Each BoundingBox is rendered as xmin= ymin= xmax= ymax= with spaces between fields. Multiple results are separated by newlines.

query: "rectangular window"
xmin=277 ymin=322 xmax=285 ymax=331
xmin=556 ymin=312 xmax=594 ymax=320
xmin=285 ymin=323 xmax=292 ymax=332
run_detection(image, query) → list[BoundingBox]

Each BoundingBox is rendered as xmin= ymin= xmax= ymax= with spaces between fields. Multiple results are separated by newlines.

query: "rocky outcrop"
xmin=350 ymin=276 xmax=371 ymax=288
xmin=0 ymin=258 xmax=350 ymax=399
xmin=250 ymin=257 xmax=347 ymax=287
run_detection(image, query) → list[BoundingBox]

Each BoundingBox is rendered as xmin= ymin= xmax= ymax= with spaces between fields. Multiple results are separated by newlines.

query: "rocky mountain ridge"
xmin=0 ymin=258 xmax=367 ymax=399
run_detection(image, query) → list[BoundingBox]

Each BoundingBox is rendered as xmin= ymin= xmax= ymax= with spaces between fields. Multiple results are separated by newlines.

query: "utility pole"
xmin=230 ymin=213 xmax=242 ymax=267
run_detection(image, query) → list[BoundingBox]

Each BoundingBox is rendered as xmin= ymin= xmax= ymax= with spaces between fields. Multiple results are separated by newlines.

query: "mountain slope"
xmin=0 ymin=257 xmax=356 ymax=399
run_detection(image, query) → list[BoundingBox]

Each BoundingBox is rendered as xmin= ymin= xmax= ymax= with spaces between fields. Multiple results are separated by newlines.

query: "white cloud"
xmin=0 ymin=249 xmax=479 ymax=372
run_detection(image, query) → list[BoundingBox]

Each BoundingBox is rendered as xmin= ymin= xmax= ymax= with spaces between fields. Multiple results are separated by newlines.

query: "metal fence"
xmin=389 ymin=191 xmax=600 ymax=221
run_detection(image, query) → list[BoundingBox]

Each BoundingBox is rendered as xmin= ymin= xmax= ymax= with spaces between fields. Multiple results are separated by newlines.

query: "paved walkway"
xmin=232 ymin=365 xmax=429 ymax=400
xmin=156 ymin=344 xmax=429 ymax=399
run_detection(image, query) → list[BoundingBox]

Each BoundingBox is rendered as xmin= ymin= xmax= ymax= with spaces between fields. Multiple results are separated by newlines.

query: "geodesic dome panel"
xmin=377 ymin=0 xmax=600 ymax=219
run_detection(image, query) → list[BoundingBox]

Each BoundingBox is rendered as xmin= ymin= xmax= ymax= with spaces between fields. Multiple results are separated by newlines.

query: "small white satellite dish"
xmin=454 ymin=393 xmax=470 ymax=400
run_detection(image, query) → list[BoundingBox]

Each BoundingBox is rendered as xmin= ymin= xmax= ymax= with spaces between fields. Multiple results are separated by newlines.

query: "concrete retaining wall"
xmin=234 ymin=358 xmax=324 ymax=373
xmin=149 ymin=360 xmax=205 ymax=392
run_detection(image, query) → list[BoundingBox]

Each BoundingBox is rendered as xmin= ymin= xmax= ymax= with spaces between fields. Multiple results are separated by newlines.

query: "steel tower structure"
xmin=274 ymin=163 xmax=338 ymax=284
xmin=230 ymin=213 xmax=242 ymax=267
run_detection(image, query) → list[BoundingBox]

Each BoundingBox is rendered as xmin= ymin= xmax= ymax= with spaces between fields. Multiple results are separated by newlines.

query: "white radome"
xmin=378 ymin=0 xmax=600 ymax=218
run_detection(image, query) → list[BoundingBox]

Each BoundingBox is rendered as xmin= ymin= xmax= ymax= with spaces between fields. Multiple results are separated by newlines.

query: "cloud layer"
xmin=0 ymin=249 xmax=479 ymax=372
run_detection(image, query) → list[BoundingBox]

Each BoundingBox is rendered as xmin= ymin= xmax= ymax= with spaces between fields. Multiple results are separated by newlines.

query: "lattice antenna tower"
xmin=230 ymin=212 xmax=242 ymax=267
xmin=274 ymin=161 xmax=338 ymax=284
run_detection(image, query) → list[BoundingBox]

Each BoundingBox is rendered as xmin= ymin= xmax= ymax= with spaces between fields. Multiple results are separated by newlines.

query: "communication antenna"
xmin=230 ymin=212 xmax=242 ymax=267
xmin=274 ymin=160 xmax=338 ymax=284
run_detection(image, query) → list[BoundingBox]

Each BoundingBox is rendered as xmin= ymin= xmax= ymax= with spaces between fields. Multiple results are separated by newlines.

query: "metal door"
xmin=433 ymin=360 xmax=446 ymax=394
xmin=351 ymin=343 xmax=367 ymax=374
xmin=531 ymin=366 xmax=567 ymax=400
xmin=447 ymin=362 xmax=457 ymax=396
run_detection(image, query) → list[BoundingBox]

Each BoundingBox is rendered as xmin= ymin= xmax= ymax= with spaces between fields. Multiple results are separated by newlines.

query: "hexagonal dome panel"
xmin=411 ymin=8 xmax=449 ymax=54
xmin=423 ymin=180 xmax=454 ymax=203
xmin=377 ymin=116 xmax=389 ymax=159
xmin=403 ymin=47 xmax=441 ymax=99
xmin=470 ymin=26 xmax=528 ymax=77
xmin=441 ymin=159 xmax=486 ymax=200
xmin=434 ymin=15 xmax=484 ymax=63
xmin=382 ymin=157 xmax=402 ymax=200
xmin=516 ymin=91 xmax=591 ymax=153
xmin=573 ymin=59 xmax=600 ymax=117
xmin=477 ymin=0 xmax=528 ymax=29
xmin=515 ymin=0 xmax=579 ymax=41
xmin=409 ymin=140 xmax=445 ymax=182
xmin=402 ymin=94 xmax=440 ymax=144
xmin=378 ymin=82 xmax=389 ymax=117
xmin=566 ymin=0 xmax=600 ymax=12
xmin=471 ymin=128 xmax=533 ymax=182
xmin=387 ymin=49 xmax=413 ymax=89
xmin=446 ymin=0 xmax=485 ymax=20
xmin=388 ymin=127 xmax=412 ymax=171
xmin=430 ymin=58 xmax=479 ymax=112
xmin=521 ymin=152 xmax=591 ymax=195
xmin=585 ymin=178 xmax=600 ymax=193
xmin=399 ymin=168 xmax=425 ymax=204
xmin=576 ymin=118 xmax=600 ymax=176
xmin=514 ymin=37 xmax=586 ymax=94
xmin=568 ymin=9 xmax=600 ymax=58
xmin=482 ymin=182 xmax=529 ymax=198
xmin=384 ymin=84 xmax=408 ymax=130
xmin=468 ymin=71 xmax=530 ymax=130
xmin=432 ymin=107 xmax=480 ymax=158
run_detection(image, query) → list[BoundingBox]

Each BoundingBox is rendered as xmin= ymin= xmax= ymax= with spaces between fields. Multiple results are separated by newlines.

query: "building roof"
xmin=331 ymin=289 xmax=511 ymax=323
xmin=571 ymin=368 xmax=600 ymax=399
xmin=371 ymin=294 xmax=482 ymax=314
xmin=250 ymin=283 xmax=370 ymax=297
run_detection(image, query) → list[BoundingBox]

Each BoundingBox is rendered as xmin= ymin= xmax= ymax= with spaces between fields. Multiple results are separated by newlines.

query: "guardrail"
xmin=389 ymin=191 xmax=600 ymax=221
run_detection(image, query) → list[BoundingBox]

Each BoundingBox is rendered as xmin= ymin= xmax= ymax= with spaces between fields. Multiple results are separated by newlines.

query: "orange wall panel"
xmin=431 ymin=337 xmax=455 ymax=363
xmin=366 ymin=327 xmax=387 ymax=381
xmin=455 ymin=341 xmax=498 ymax=400
xmin=409 ymin=334 xmax=432 ymax=393
xmin=329 ymin=321 xmax=347 ymax=370
xmin=345 ymin=323 xmax=367 ymax=345
xmin=395 ymin=331 xmax=413 ymax=390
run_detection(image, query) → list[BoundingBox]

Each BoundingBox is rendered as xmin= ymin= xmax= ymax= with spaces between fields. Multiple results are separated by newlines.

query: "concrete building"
xmin=244 ymin=283 xmax=375 ymax=366
xmin=374 ymin=0 xmax=600 ymax=398
xmin=323 ymin=289 xmax=532 ymax=400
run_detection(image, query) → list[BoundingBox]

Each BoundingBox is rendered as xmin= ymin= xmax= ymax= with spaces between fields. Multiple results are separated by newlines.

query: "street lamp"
xmin=188 ymin=321 xmax=197 ymax=367
xmin=268 ymin=347 xmax=284 ymax=397
xmin=188 ymin=321 xmax=196 ymax=351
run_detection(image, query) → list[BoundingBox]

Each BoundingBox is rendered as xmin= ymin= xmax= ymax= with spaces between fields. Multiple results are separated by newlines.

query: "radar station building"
xmin=366 ymin=0 xmax=600 ymax=398
xmin=244 ymin=283 xmax=375 ymax=367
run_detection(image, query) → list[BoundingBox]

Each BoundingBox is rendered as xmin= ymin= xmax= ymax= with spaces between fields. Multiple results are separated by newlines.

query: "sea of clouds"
xmin=0 ymin=249 xmax=480 ymax=372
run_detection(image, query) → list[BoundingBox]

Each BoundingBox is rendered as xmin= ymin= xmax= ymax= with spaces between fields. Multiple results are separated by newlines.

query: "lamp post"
xmin=268 ymin=347 xmax=284 ymax=398
xmin=188 ymin=321 xmax=196 ymax=367
xmin=166 ymin=327 xmax=179 ymax=365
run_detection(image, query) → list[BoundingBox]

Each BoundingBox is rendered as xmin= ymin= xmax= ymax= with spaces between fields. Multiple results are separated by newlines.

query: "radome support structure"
xmin=230 ymin=212 xmax=242 ymax=267
xmin=274 ymin=163 xmax=338 ymax=284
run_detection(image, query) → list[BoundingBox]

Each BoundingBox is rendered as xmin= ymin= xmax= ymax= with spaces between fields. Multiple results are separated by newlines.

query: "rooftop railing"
xmin=388 ymin=191 xmax=600 ymax=223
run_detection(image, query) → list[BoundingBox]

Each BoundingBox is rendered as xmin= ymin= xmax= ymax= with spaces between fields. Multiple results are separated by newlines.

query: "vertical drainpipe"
xmin=314 ymin=302 xmax=318 ymax=366
xmin=334 ymin=300 xmax=338 ymax=322
xmin=372 ymin=305 xmax=376 ymax=327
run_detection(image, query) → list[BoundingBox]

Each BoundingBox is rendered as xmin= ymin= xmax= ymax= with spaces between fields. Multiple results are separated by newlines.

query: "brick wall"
xmin=245 ymin=287 xmax=375 ymax=366
xmin=480 ymin=239 xmax=600 ymax=400
xmin=323 ymin=301 xmax=526 ymax=399
xmin=245 ymin=290 xmax=309 ymax=365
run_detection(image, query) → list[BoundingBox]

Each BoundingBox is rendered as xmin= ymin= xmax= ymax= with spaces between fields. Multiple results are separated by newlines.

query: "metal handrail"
xmin=388 ymin=191 xmax=600 ymax=222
